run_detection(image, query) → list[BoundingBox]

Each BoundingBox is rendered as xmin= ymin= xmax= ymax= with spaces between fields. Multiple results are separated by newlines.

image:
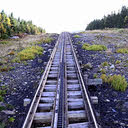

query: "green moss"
xmin=82 ymin=44 xmax=107 ymax=51
xmin=73 ymin=35 xmax=81 ymax=38
xmin=116 ymin=48 xmax=128 ymax=54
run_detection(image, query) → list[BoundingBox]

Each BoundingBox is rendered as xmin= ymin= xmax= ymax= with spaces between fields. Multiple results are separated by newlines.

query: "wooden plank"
xmin=38 ymin=103 xmax=53 ymax=111
xmin=87 ymin=79 xmax=102 ymax=85
xmin=44 ymin=86 xmax=56 ymax=92
xmin=34 ymin=112 xmax=52 ymax=123
xmin=68 ymin=91 xmax=82 ymax=98
xmin=67 ymin=80 xmax=79 ymax=84
xmin=68 ymin=122 xmax=89 ymax=128
xmin=67 ymin=98 xmax=83 ymax=102
xmin=67 ymin=85 xmax=80 ymax=91
xmin=68 ymin=110 xmax=87 ymax=122
xmin=46 ymin=80 xmax=57 ymax=85
xmin=42 ymin=92 xmax=55 ymax=97
xmin=40 ymin=97 xmax=54 ymax=103
xmin=68 ymin=101 xmax=84 ymax=110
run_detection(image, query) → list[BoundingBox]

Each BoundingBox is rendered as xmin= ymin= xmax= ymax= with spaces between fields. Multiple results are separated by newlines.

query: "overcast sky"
xmin=0 ymin=0 xmax=128 ymax=33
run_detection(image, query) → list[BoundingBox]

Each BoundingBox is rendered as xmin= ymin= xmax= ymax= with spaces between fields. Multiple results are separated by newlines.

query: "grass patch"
xmin=116 ymin=48 xmax=128 ymax=54
xmin=93 ymin=73 xmax=98 ymax=78
xmin=82 ymin=44 xmax=107 ymax=51
xmin=100 ymin=74 xmax=128 ymax=91
xmin=101 ymin=61 xmax=109 ymax=67
xmin=8 ymin=51 xmax=15 ymax=55
xmin=0 ymin=65 xmax=15 ymax=72
xmin=16 ymin=46 xmax=43 ymax=61
xmin=115 ymin=60 xmax=121 ymax=64
xmin=0 ymin=41 xmax=9 ymax=44
xmin=41 ymin=37 xmax=53 ymax=43
xmin=73 ymin=35 xmax=81 ymax=38
xmin=8 ymin=117 xmax=15 ymax=123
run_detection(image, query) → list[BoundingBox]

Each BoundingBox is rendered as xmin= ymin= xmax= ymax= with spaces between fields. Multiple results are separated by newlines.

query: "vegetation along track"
xmin=22 ymin=32 xmax=100 ymax=128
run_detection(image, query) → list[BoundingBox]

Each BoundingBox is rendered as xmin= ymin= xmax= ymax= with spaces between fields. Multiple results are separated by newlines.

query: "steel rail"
xmin=22 ymin=37 xmax=60 ymax=128
xmin=68 ymin=33 xmax=99 ymax=128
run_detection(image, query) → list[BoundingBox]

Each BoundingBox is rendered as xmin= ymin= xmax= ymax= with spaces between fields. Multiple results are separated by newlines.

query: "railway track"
xmin=22 ymin=32 xmax=100 ymax=128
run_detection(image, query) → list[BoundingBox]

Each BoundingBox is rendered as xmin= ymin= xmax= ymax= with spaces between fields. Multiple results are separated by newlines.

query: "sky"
xmin=0 ymin=0 xmax=128 ymax=33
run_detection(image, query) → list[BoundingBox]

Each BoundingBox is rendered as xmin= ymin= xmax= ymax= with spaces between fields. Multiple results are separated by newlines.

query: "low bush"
xmin=102 ymin=61 xmax=109 ymax=67
xmin=41 ymin=37 xmax=53 ymax=43
xmin=93 ymin=73 xmax=98 ymax=78
xmin=8 ymin=51 xmax=15 ymax=55
xmin=82 ymin=44 xmax=107 ymax=51
xmin=101 ymin=74 xmax=128 ymax=91
xmin=115 ymin=60 xmax=121 ymax=64
xmin=116 ymin=48 xmax=128 ymax=54
xmin=0 ymin=41 xmax=9 ymax=44
xmin=100 ymin=74 xmax=108 ymax=83
xmin=73 ymin=35 xmax=81 ymax=38
xmin=17 ymin=46 xmax=43 ymax=61
xmin=100 ymin=69 xmax=106 ymax=74
xmin=8 ymin=117 xmax=15 ymax=123
xmin=0 ymin=66 xmax=15 ymax=72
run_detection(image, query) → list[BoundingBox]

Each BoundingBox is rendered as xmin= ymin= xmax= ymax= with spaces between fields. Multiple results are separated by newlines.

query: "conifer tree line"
xmin=0 ymin=10 xmax=45 ymax=39
xmin=86 ymin=6 xmax=128 ymax=30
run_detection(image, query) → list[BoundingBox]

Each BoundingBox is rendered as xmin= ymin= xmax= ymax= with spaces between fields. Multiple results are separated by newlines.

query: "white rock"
xmin=24 ymin=98 xmax=31 ymax=106
xmin=2 ymin=110 xmax=15 ymax=115
xmin=110 ymin=64 xmax=115 ymax=69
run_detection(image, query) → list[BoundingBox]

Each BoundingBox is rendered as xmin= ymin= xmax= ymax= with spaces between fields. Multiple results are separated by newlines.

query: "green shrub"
xmin=11 ymin=57 xmax=21 ymax=63
xmin=109 ymin=75 xmax=127 ymax=91
xmin=73 ymin=35 xmax=81 ymax=38
xmin=100 ymin=69 xmax=106 ymax=74
xmin=115 ymin=60 xmax=121 ymax=64
xmin=102 ymin=61 xmax=109 ymax=67
xmin=8 ymin=51 xmax=15 ymax=55
xmin=116 ymin=48 xmax=128 ymax=54
xmin=82 ymin=44 xmax=107 ymax=51
xmin=0 ymin=96 xmax=4 ymax=102
xmin=0 ymin=90 xmax=7 ymax=95
xmin=8 ymin=117 xmax=15 ymax=123
xmin=100 ymin=74 xmax=108 ymax=83
xmin=101 ymin=74 xmax=128 ymax=91
xmin=93 ymin=73 xmax=98 ymax=78
xmin=41 ymin=37 xmax=53 ymax=43
xmin=0 ymin=66 xmax=15 ymax=72
xmin=0 ymin=41 xmax=9 ymax=44
xmin=17 ymin=46 xmax=43 ymax=61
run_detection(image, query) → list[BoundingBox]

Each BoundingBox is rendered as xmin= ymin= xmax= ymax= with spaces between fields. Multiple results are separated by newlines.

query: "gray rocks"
xmin=123 ymin=102 xmax=128 ymax=109
xmin=82 ymin=62 xmax=93 ymax=70
xmin=2 ymin=110 xmax=15 ymax=115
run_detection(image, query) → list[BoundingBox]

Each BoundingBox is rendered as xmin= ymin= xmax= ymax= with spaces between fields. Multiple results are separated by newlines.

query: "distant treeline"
xmin=0 ymin=10 xmax=45 ymax=39
xmin=86 ymin=6 xmax=128 ymax=30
